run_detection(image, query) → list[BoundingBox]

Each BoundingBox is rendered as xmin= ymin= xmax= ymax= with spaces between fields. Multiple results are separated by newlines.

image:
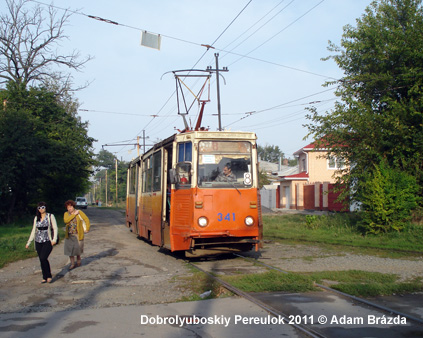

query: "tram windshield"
xmin=198 ymin=141 xmax=253 ymax=188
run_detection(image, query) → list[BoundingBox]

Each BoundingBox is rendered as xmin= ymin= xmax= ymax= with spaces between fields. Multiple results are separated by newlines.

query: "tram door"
xmin=126 ymin=162 xmax=139 ymax=235
xmin=161 ymin=145 xmax=172 ymax=248
xmin=140 ymin=151 xmax=163 ymax=246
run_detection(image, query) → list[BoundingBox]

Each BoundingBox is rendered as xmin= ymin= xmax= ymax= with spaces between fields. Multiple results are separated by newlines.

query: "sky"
xmin=3 ymin=0 xmax=374 ymax=162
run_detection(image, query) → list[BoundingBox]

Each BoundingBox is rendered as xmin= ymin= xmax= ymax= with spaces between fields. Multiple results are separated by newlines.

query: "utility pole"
xmin=105 ymin=169 xmax=108 ymax=207
xmin=215 ymin=53 xmax=222 ymax=131
xmin=206 ymin=54 xmax=228 ymax=131
xmin=143 ymin=130 xmax=146 ymax=154
xmin=115 ymin=159 xmax=118 ymax=206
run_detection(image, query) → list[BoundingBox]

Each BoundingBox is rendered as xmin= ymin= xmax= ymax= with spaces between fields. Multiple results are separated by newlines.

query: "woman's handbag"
xmin=78 ymin=214 xmax=88 ymax=232
xmin=49 ymin=214 xmax=60 ymax=244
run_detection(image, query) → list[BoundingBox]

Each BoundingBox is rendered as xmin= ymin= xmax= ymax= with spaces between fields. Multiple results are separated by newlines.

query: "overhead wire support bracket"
xmin=87 ymin=15 xmax=119 ymax=25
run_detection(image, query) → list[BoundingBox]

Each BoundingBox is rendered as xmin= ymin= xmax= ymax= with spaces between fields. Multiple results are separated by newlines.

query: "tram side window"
xmin=129 ymin=165 xmax=137 ymax=194
xmin=178 ymin=142 xmax=192 ymax=162
xmin=175 ymin=142 xmax=192 ymax=188
xmin=153 ymin=151 xmax=162 ymax=192
xmin=175 ymin=162 xmax=191 ymax=187
xmin=142 ymin=157 xmax=153 ymax=193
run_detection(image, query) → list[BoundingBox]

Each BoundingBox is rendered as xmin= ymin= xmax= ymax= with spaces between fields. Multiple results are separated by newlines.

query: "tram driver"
xmin=215 ymin=164 xmax=237 ymax=182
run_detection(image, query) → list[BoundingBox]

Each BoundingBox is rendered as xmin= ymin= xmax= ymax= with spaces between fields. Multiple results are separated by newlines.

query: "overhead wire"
xmin=135 ymin=0 xmax=254 ymax=145
xmin=30 ymin=0 xmax=338 ymax=156
xmin=219 ymin=0 xmax=295 ymax=61
xmin=32 ymin=0 xmax=336 ymax=80
xmin=227 ymin=0 xmax=327 ymax=67
xmin=223 ymin=86 xmax=337 ymax=128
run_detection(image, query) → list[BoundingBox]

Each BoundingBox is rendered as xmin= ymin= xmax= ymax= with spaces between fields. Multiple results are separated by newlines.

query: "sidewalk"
xmin=0 ymin=297 xmax=301 ymax=338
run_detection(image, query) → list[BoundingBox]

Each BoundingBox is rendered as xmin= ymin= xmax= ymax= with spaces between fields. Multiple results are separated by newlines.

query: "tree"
xmin=93 ymin=152 xmax=129 ymax=206
xmin=0 ymin=0 xmax=91 ymax=89
xmin=258 ymin=170 xmax=270 ymax=189
xmin=306 ymin=0 xmax=423 ymax=217
xmin=257 ymin=144 xmax=284 ymax=163
xmin=357 ymin=160 xmax=419 ymax=233
xmin=96 ymin=150 xmax=117 ymax=170
xmin=0 ymin=83 xmax=95 ymax=222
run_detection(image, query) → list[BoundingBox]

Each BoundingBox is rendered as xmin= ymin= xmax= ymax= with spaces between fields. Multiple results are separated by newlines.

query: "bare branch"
xmin=0 ymin=0 xmax=92 ymax=88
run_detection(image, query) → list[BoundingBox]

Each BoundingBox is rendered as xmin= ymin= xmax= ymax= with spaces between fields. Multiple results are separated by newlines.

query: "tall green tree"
xmin=257 ymin=144 xmax=284 ymax=163
xmin=306 ymin=0 xmax=423 ymax=210
xmin=0 ymin=83 xmax=95 ymax=222
xmin=96 ymin=149 xmax=117 ymax=170
xmin=94 ymin=150 xmax=129 ymax=205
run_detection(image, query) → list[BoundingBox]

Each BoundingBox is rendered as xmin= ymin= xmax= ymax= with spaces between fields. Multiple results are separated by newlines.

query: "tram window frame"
xmin=174 ymin=142 xmax=193 ymax=189
xmin=197 ymin=140 xmax=253 ymax=188
xmin=142 ymin=156 xmax=153 ymax=193
xmin=147 ymin=156 xmax=153 ymax=192
xmin=178 ymin=142 xmax=192 ymax=162
xmin=152 ymin=151 xmax=162 ymax=192
xmin=175 ymin=162 xmax=191 ymax=189
xmin=129 ymin=165 xmax=137 ymax=194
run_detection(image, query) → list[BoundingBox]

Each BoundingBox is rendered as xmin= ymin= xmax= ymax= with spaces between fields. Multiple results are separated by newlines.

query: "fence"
xmin=304 ymin=182 xmax=348 ymax=212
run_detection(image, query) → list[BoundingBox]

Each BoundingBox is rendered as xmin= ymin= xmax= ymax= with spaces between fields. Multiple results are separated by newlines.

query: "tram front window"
xmin=198 ymin=141 xmax=253 ymax=188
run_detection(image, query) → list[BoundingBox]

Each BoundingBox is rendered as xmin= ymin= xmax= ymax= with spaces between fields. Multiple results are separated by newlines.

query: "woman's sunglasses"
xmin=37 ymin=206 xmax=46 ymax=210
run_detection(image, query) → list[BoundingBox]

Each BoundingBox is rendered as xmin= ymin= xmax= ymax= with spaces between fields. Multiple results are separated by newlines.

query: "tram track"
xmin=234 ymin=253 xmax=423 ymax=326
xmin=188 ymin=261 xmax=327 ymax=338
xmin=186 ymin=252 xmax=423 ymax=338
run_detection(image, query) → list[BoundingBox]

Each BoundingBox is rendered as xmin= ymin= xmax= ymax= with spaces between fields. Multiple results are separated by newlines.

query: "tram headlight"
xmin=198 ymin=216 xmax=209 ymax=227
xmin=245 ymin=216 xmax=254 ymax=226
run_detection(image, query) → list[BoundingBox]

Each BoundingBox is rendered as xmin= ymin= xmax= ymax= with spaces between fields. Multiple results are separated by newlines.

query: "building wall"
xmin=279 ymin=180 xmax=306 ymax=209
xmin=278 ymin=148 xmax=347 ymax=210
xmin=307 ymin=151 xmax=340 ymax=183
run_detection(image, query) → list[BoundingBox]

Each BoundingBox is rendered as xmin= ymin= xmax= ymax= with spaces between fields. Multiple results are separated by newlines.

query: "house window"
xmin=301 ymin=158 xmax=306 ymax=172
xmin=328 ymin=156 xmax=345 ymax=170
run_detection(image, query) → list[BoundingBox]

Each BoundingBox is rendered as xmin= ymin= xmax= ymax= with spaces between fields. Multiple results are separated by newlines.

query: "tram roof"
xmin=175 ymin=130 xmax=257 ymax=141
xmin=128 ymin=130 xmax=257 ymax=166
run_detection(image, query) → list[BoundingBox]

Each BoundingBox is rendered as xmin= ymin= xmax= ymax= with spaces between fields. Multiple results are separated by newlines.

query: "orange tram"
xmin=125 ymin=130 xmax=263 ymax=257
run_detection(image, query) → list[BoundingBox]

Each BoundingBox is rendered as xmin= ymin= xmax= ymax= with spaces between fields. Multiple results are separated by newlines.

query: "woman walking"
xmin=63 ymin=200 xmax=90 ymax=270
xmin=26 ymin=202 xmax=58 ymax=283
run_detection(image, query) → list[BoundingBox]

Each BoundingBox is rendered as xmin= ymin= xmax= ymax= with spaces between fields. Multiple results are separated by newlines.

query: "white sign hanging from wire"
xmin=141 ymin=31 xmax=162 ymax=50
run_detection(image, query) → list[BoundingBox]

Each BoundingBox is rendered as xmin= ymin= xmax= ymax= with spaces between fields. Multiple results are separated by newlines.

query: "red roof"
xmin=282 ymin=171 xmax=309 ymax=180
xmin=294 ymin=137 xmax=346 ymax=155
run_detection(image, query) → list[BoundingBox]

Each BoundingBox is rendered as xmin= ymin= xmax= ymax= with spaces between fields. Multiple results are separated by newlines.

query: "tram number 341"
xmin=217 ymin=213 xmax=235 ymax=222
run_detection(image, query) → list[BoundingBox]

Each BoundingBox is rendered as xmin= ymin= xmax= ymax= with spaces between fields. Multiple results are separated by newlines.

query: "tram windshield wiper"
xmin=224 ymin=178 xmax=241 ymax=195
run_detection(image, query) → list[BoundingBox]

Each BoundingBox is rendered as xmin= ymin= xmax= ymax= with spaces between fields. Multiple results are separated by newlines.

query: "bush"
xmin=357 ymin=161 xmax=420 ymax=233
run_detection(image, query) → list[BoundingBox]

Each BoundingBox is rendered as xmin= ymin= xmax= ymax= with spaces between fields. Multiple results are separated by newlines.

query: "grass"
xmin=220 ymin=269 xmax=423 ymax=297
xmin=0 ymin=215 xmax=66 ymax=269
xmin=263 ymin=213 xmax=423 ymax=255
xmin=223 ymin=270 xmax=316 ymax=293
xmin=309 ymin=270 xmax=423 ymax=297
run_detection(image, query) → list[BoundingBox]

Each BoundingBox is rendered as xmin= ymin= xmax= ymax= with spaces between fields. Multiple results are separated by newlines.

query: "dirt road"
xmin=1 ymin=208 xmax=422 ymax=315
xmin=0 ymin=208 xmax=192 ymax=313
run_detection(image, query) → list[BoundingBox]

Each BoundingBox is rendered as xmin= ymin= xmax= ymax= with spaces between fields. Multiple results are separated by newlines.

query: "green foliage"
xmin=310 ymin=270 xmax=423 ymax=297
xmin=258 ymin=170 xmax=271 ymax=189
xmin=96 ymin=149 xmax=117 ymax=170
xmin=263 ymin=214 xmax=423 ymax=253
xmin=0 ymin=215 xmax=66 ymax=268
xmin=257 ymin=144 xmax=284 ymax=163
xmin=305 ymin=215 xmax=318 ymax=229
xmin=93 ymin=154 xmax=129 ymax=205
xmin=223 ymin=270 xmax=316 ymax=293
xmin=358 ymin=161 xmax=420 ymax=233
xmin=0 ymin=83 xmax=95 ymax=222
xmin=305 ymin=0 xmax=423 ymax=211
